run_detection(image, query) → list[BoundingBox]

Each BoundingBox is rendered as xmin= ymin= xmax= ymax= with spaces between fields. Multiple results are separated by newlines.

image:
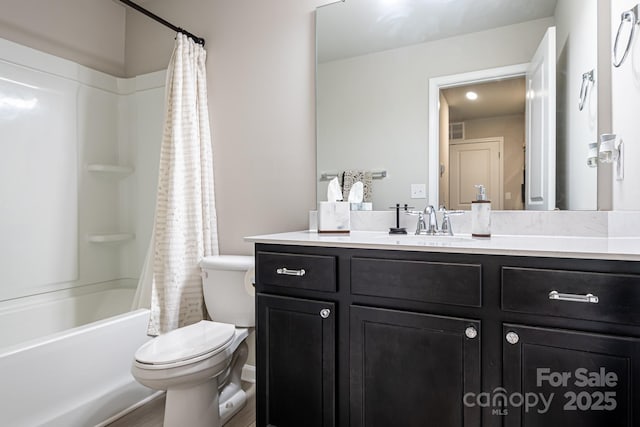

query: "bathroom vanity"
xmin=249 ymin=231 xmax=640 ymax=427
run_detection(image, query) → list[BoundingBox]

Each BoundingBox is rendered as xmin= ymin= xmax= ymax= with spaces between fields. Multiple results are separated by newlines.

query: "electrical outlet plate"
xmin=411 ymin=183 xmax=426 ymax=199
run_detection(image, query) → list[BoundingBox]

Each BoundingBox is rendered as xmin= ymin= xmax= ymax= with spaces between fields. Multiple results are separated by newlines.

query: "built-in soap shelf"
xmin=86 ymin=164 xmax=134 ymax=176
xmin=87 ymin=233 xmax=135 ymax=243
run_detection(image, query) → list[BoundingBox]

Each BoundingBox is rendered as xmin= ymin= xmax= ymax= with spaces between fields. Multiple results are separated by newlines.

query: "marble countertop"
xmin=246 ymin=230 xmax=640 ymax=261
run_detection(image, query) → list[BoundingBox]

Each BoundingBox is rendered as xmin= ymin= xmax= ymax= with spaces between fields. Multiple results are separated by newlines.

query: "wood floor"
xmin=107 ymin=382 xmax=255 ymax=427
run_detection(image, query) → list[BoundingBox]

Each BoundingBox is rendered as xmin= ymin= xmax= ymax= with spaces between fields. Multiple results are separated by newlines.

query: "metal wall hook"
xmin=578 ymin=70 xmax=595 ymax=111
xmin=613 ymin=4 xmax=640 ymax=68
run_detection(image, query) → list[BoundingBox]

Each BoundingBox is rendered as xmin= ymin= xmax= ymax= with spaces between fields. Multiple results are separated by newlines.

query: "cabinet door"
xmin=350 ymin=305 xmax=481 ymax=427
xmin=256 ymin=294 xmax=335 ymax=427
xmin=503 ymin=324 xmax=640 ymax=427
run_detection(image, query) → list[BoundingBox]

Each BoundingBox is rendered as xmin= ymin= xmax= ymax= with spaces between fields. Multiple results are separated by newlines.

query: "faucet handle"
xmin=442 ymin=209 xmax=465 ymax=216
xmin=440 ymin=209 xmax=465 ymax=236
xmin=404 ymin=210 xmax=429 ymax=234
xmin=438 ymin=206 xmax=464 ymax=214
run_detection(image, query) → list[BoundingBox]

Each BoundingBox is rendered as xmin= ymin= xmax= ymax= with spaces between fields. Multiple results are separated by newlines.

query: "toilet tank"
xmin=199 ymin=255 xmax=255 ymax=327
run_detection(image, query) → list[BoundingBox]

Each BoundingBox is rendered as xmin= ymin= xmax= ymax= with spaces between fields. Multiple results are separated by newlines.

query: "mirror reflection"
xmin=316 ymin=0 xmax=599 ymax=211
xmin=440 ymin=77 xmax=525 ymax=211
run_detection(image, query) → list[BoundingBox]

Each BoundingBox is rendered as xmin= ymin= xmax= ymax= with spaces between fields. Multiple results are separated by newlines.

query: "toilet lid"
xmin=135 ymin=320 xmax=235 ymax=365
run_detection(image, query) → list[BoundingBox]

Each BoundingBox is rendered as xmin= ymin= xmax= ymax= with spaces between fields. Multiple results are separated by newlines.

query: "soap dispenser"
xmin=471 ymin=184 xmax=491 ymax=237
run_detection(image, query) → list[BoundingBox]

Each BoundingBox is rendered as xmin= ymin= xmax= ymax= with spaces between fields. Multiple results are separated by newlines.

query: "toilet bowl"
xmin=131 ymin=255 xmax=255 ymax=427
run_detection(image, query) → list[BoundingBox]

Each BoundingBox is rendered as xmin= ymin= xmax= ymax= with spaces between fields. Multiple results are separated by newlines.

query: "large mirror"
xmin=316 ymin=0 xmax=600 ymax=211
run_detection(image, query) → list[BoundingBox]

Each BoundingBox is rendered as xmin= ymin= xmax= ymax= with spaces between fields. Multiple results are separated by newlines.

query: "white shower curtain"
xmin=132 ymin=33 xmax=219 ymax=336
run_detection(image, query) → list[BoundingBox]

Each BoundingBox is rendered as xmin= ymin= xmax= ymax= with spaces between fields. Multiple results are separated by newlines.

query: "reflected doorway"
xmin=439 ymin=77 xmax=525 ymax=210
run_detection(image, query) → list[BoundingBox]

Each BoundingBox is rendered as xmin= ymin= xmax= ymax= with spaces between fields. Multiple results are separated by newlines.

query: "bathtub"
xmin=0 ymin=282 xmax=158 ymax=426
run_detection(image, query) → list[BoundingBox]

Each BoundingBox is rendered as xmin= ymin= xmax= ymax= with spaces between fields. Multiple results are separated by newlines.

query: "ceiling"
xmin=442 ymin=77 xmax=525 ymax=121
xmin=317 ymin=0 xmax=558 ymax=63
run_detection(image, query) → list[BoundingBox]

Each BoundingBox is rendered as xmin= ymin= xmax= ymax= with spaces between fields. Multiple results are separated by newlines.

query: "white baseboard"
xmin=241 ymin=364 xmax=256 ymax=383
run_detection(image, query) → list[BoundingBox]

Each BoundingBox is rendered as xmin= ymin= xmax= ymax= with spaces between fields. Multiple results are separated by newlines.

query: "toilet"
xmin=131 ymin=255 xmax=255 ymax=427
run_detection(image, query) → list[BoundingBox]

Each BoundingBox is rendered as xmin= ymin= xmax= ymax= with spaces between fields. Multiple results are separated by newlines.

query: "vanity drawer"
xmin=502 ymin=267 xmax=640 ymax=325
xmin=351 ymin=257 xmax=482 ymax=307
xmin=257 ymin=251 xmax=337 ymax=292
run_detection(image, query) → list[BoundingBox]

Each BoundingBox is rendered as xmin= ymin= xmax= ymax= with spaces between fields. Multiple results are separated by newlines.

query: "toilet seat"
xmin=135 ymin=320 xmax=236 ymax=367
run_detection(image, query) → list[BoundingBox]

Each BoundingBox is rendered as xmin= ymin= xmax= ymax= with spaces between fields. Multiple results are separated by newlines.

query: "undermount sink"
xmin=376 ymin=233 xmax=476 ymax=246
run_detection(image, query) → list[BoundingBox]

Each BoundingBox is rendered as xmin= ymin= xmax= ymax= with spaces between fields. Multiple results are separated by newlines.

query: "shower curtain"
xmin=132 ymin=33 xmax=219 ymax=336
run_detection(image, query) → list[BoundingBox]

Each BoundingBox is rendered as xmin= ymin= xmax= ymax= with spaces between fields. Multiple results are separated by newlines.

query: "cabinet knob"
xmin=506 ymin=331 xmax=520 ymax=345
xmin=320 ymin=308 xmax=331 ymax=319
xmin=465 ymin=326 xmax=478 ymax=339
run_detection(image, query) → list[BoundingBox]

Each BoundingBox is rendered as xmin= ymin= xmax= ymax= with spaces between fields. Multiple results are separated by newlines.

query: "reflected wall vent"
xmin=449 ymin=122 xmax=465 ymax=140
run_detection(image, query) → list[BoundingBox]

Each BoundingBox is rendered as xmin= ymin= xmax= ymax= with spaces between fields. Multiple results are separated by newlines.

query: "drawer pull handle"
xmin=549 ymin=290 xmax=599 ymax=304
xmin=320 ymin=308 xmax=331 ymax=319
xmin=276 ymin=267 xmax=306 ymax=277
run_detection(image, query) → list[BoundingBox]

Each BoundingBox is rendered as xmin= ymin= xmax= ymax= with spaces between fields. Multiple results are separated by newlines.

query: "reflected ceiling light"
xmin=0 ymin=97 xmax=38 ymax=110
xmin=465 ymin=91 xmax=478 ymax=101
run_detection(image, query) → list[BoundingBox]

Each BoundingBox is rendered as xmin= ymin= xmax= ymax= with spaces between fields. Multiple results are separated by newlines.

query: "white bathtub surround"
xmin=0 ymin=55 xmax=79 ymax=299
xmin=309 ymin=210 xmax=640 ymax=238
xmin=141 ymin=34 xmax=219 ymax=335
xmin=0 ymin=36 xmax=165 ymax=303
xmin=0 ymin=309 xmax=156 ymax=427
xmin=0 ymin=37 xmax=165 ymax=427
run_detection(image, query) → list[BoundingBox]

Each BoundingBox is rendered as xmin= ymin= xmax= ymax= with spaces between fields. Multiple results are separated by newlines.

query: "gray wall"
xmin=554 ymin=0 xmax=598 ymax=210
xmin=125 ymin=0 xmax=324 ymax=254
xmin=0 ymin=0 xmax=126 ymax=76
xmin=611 ymin=0 xmax=640 ymax=210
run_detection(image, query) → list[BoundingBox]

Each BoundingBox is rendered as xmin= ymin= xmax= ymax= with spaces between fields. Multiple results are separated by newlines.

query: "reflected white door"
xmin=525 ymin=26 xmax=556 ymax=210
xmin=449 ymin=138 xmax=504 ymax=210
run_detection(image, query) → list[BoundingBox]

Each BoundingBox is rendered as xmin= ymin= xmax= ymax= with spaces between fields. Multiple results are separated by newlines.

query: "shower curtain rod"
xmin=118 ymin=0 xmax=205 ymax=46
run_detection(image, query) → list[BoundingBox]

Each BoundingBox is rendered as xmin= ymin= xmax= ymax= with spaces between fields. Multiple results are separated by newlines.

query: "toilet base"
xmin=219 ymin=386 xmax=247 ymax=425
xmin=157 ymin=339 xmax=250 ymax=427
xmin=219 ymin=339 xmax=250 ymax=424
xmin=164 ymin=378 xmax=221 ymax=427
xmin=162 ymin=378 xmax=248 ymax=427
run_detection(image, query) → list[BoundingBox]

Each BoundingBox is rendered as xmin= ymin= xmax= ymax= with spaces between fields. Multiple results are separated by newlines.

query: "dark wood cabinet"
xmin=502 ymin=324 xmax=640 ymax=427
xmin=350 ymin=305 xmax=481 ymax=427
xmin=256 ymin=294 xmax=336 ymax=427
xmin=255 ymin=243 xmax=640 ymax=427
xmin=502 ymin=267 xmax=640 ymax=325
xmin=351 ymin=256 xmax=482 ymax=307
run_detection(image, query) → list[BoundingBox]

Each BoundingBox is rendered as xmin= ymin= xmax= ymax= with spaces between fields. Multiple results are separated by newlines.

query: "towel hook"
xmin=578 ymin=70 xmax=595 ymax=111
xmin=613 ymin=4 xmax=640 ymax=68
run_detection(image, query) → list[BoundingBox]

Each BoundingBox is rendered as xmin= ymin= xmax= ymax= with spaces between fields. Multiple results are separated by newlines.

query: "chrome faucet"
xmin=415 ymin=205 xmax=438 ymax=235
xmin=412 ymin=205 xmax=464 ymax=235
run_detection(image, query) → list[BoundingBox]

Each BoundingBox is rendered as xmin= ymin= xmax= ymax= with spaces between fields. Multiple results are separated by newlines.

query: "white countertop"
xmin=246 ymin=230 xmax=640 ymax=261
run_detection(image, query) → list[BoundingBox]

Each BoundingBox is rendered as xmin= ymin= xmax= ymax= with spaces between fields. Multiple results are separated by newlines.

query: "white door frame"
xmin=525 ymin=26 xmax=556 ymax=211
xmin=428 ymin=63 xmax=529 ymax=208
